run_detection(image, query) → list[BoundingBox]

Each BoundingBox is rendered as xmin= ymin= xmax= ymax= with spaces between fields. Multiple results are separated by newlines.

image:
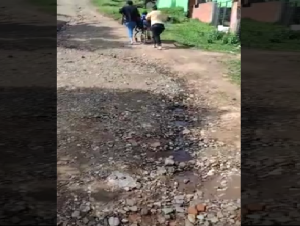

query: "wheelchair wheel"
xmin=140 ymin=32 xmax=145 ymax=43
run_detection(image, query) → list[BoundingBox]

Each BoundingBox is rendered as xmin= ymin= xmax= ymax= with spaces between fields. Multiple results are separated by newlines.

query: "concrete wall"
xmin=192 ymin=2 xmax=216 ymax=24
xmin=242 ymin=1 xmax=284 ymax=23
xmin=230 ymin=1 xmax=239 ymax=32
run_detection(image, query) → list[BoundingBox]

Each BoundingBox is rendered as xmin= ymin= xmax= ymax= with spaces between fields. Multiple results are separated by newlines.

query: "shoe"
xmin=157 ymin=46 xmax=162 ymax=50
xmin=153 ymin=45 xmax=157 ymax=48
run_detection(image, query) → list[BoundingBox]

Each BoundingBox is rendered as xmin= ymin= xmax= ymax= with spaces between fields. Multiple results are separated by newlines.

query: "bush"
xmin=242 ymin=18 xmax=300 ymax=50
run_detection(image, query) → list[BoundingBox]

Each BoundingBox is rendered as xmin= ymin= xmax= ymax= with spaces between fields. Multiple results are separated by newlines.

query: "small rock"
xmin=209 ymin=217 xmax=218 ymax=223
xmin=197 ymin=214 xmax=205 ymax=221
xmin=108 ymin=217 xmax=120 ymax=226
xmin=175 ymin=206 xmax=185 ymax=213
xmin=196 ymin=204 xmax=206 ymax=212
xmin=187 ymin=206 xmax=198 ymax=215
xmin=185 ymin=219 xmax=194 ymax=226
xmin=162 ymin=207 xmax=174 ymax=215
xmin=165 ymin=158 xmax=175 ymax=166
xmin=140 ymin=208 xmax=149 ymax=216
xmin=217 ymin=211 xmax=223 ymax=218
xmin=157 ymin=167 xmax=167 ymax=175
xmin=151 ymin=141 xmax=161 ymax=148
xmin=182 ymin=128 xmax=190 ymax=135
xmin=187 ymin=214 xmax=196 ymax=223
xmin=184 ymin=179 xmax=190 ymax=184
xmin=83 ymin=218 xmax=89 ymax=224
xmin=129 ymin=206 xmax=138 ymax=212
xmin=167 ymin=166 xmax=175 ymax=174
xmin=71 ymin=211 xmax=80 ymax=218
xmin=158 ymin=215 xmax=166 ymax=224
xmin=179 ymin=162 xmax=186 ymax=168
xmin=126 ymin=199 xmax=136 ymax=206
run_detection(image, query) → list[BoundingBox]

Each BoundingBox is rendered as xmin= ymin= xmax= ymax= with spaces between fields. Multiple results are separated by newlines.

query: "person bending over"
xmin=146 ymin=5 xmax=168 ymax=50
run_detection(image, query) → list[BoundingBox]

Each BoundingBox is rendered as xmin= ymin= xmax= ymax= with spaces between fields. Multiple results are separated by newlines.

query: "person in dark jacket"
xmin=119 ymin=0 xmax=140 ymax=44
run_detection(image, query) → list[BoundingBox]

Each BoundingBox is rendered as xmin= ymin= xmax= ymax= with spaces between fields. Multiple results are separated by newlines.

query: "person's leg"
xmin=151 ymin=24 xmax=159 ymax=48
xmin=125 ymin=21 xmax=136 ymax=44
xmin=156 ymin=24 xmax=165 ymax=49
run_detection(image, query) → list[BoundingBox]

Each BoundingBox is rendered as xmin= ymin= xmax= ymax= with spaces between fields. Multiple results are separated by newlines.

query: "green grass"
xmin=30 ymin=0 xmax=56 ymax=14
xmin=93 ymin=0 xmax=145 ymax=20
xmin=226 ymin=59 xmax=241 ymax=85
xmin=242 ymin=19 xmax=300 ymax=51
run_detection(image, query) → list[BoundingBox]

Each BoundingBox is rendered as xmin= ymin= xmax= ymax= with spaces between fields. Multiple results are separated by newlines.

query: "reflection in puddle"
xmin=172 ymin=149 xmax=192 ymax=162
xmin=173 ymin=120 xmax=189 ymax=127
xmin=150 ymin=149 xmax=192 ymax=163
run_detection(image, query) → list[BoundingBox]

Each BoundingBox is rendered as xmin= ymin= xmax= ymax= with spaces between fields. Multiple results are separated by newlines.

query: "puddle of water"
xmin=174 ymin=171 xmax=201 ymax=193
xmin=173 ymin=120 xmax=189 ymax=127
xmin=172 ymin=149 xmax=193 ymax=162
xmin=149 ymin=149 xmax=192 ymax=162
xmin=91 ymin=189 xmax=120 ymax=203
xmin=201 ymin=174 xmax=241 ymax=199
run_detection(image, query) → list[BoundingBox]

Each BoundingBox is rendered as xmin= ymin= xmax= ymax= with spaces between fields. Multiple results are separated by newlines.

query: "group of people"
xmin=119 ymin=0 xmax=167 ymax=49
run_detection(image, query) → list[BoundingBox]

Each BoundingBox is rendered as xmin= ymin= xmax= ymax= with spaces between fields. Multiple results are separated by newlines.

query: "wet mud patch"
xmin=201 ymin=174 xmax=240 ymax=200
xmin=173 ymin=171 xmax=201 ymax=193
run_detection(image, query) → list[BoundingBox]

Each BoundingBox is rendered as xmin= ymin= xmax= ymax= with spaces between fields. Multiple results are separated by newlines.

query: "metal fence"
xmin=212 ymin=0 xmax=232 ymax=26
xmin=281 ymin=0 xmax=300 ymax=25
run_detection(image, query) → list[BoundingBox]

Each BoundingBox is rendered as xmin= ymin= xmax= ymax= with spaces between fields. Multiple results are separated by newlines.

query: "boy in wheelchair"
xmin=134 ymin=11 xmax=151 ymax=43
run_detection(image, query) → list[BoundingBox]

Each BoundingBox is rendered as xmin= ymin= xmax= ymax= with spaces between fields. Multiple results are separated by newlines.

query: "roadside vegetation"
xmin=242 ymin=19 xmax=300 ymax=51
xmin=30 ymin=0 xmax=56 ymax=14
xmin=226 ymin=59 xmax=241 ymax=85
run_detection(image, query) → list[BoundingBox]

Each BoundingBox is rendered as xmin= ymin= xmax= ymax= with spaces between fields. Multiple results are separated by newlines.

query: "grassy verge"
xmin=226 ymin=59 xmax=241 ymax=85
xmin=30 ymin=0 xmax=56 ymax=14
xmin=242 ymin=19 xmax=300 ymax=51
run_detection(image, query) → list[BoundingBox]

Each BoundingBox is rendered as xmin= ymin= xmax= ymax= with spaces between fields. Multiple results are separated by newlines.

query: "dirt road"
xmin=57 ymin=0 xmax=241 ymax=225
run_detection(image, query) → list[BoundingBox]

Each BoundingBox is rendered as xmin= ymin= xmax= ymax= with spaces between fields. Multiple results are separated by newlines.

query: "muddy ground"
xmin=56 ymin=0 xmax=241 ymax=225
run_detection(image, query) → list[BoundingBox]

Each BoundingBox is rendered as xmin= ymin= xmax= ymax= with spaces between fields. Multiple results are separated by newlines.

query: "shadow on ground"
xmin=0 ymin=22 xmax=56 ymax=50
xmin=57 ymin=22 xmax=131 ymax=51
xmin=57 ymin=86 xmax=228 ymax=224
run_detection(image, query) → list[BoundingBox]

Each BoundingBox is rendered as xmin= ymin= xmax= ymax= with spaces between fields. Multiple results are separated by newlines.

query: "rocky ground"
xmin=57 ymin=0 xmax=241 ymax=225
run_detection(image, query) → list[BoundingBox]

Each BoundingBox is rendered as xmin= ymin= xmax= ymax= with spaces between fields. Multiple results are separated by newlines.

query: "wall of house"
xmin=242 ymin=1 xmax=284 ymax=23
xmin=192 ymin=2 xmax=216 ymax=23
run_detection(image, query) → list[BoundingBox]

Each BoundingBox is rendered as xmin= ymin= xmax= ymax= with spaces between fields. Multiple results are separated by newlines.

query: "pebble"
xmin=185 ymin=218 xmax=194 ymax=226
xmin=129 ymin=206 xmax=138 ymax=212
xmin=209 ymin=216 xmax=219 ymax=223
xmin=197 ymin=214 xmax=205 ymax=221
xmin=175 ymin=206 xmax=185 ymax=213
xmin=196 ymin=204 xmax=206 ymax=212
xmin=71 ymin=211 xmax=80 ymax=218
xmin=162 ymin=207 xmax=174 ymax=215
xmin=165 ymin=158 xmax=175 ymax=166
xmin=108 ymin=217 xmax=120 ymax=226
xmin=187 ymin=206 xmax=198 ymax=215
xmin=158 ymin=215 xmax=166 ymax=224
xmin=140 ymin=208 xmax=149 ymax=216
xmin=187 ymin=214 xmax=196 ymax=223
